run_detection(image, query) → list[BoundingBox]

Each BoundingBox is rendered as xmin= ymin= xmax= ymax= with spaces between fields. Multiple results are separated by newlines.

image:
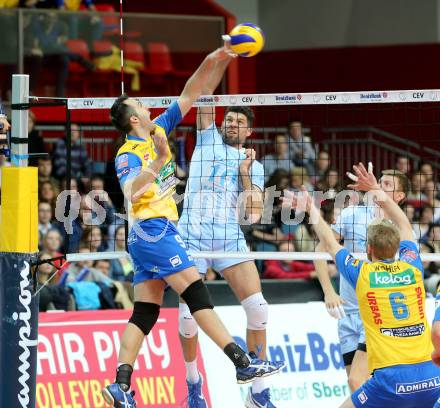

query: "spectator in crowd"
xmin=94 ymin=259 xmax=111 ymax=277
xmin=413 ymin=204 xmax=434 ymax=241
xmin=262 ymin=134 xmax=295 ymax=181
xmin=407 ymin=171 xmax=427 ymax=202
xmin=312 ymin=150 xmax=331 ymax=184
xmin=427 ymin=223 xmax=440 ymax=253
xmin=286 ymin=120 xmax=315 ymax=176
xmin=88 ymin=174 xmax=116 ymax=235
xmin=265 ymin=168 xmax=290 ymax=195
xmin=40 ymin=228 xmax=68 ymax=281
xmin=420 ymin=241 xmax=440 ymax=294
xmin=405 ymin=203 xmax=416 ymax=223
xmin=53 ymin=189 xmax=85 ymax=253
xmin=65 ymin=246 xmax=112 ymax=283
xmin=290 ymin=166 xmax=313 ymax=192
xmin=0 ymin=132 xmax=11 ymax=191
xmin=395 ymin=155 xmax=411 ymax=174
xmin=419 ymin=162 xmax=436 ymax=182
xmin=39 ymin=180 xmax=59 ymax=207
xmin=292 ymin=213 xmax=316 ymax=252
xmin=37 ymin=156 xmax=59 ymax=188
xmin=293 ymin=199 xmax=335 ymax=253
xmin=42 ymin=228 xmax=63 ymax=255
xmin=423 ymin=179 xmax=440 ymax=222
xmin=28 ymin=110 xmax=46 ymax=164
xmin=109 ymin=225 xmax=134 ymax=282
xmin=80 ymin=225 xmax=106 ymax=252
xmin=60 ymin=176 xmax=79 ymax=192
xmin=315 ymin=168 xmax=343 ymax=198
xmin=53 ymin=123 xmax=91 ymax=182
xmin=0 ymin=107 xmax=11 ymax=191
xmin=36 ymin=252 xmax=72 ymax=311
xmin=38 ymin=201 xmax=53 ymax=240
xmin=263 ymin=241 xmax=317 ymax=280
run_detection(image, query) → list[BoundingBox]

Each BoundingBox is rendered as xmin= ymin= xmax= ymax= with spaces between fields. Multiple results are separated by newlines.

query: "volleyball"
xmin=228 ymin=23 xmax=265 ymax=57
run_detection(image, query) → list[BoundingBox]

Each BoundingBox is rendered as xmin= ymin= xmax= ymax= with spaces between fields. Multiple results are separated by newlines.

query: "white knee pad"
xmin=241 ymin=292 xmax=268 ymax=331
xmin=178 ymin=303 xmax=199 ymax=338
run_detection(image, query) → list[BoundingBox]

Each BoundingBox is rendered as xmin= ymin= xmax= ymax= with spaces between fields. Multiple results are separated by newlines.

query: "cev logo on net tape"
xmin=66 ymin=89 xmax=440 ymax=109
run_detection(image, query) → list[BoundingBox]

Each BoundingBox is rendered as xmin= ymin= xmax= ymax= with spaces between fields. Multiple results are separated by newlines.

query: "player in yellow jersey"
xmin=101 ymin=44 xmax=284 ymax=408
xmin=284 ymin=162 xmax=440 ymax=407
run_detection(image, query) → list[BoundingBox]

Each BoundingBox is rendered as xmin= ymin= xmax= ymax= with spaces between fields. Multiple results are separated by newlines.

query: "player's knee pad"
xmin=178 ymin=303 xmax=199 ymax=338
xmin=128 ymin=302 xmax=160 ymax=335
xmin=180 ymin=279 xmax=214 ymax=314
xmin=241 ymin=292 xmax=268 ymax=331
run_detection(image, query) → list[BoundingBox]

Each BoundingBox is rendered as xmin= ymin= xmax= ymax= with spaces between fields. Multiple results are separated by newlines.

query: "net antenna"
xmin=119 ymin=0 xmax=125 ymax=95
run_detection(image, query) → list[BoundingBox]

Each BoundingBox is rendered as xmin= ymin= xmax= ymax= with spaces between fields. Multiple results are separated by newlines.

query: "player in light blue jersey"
xmin=314 ymin=168 xmax=410 ymax=391
xmin=177 ymin=58 xmax=276 ymax=408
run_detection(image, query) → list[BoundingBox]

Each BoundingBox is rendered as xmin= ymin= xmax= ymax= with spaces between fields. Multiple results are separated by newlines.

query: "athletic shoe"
xmin=102 ymin=383 xmax=137 ymax=408
xmin=236 ymin=354 xmax=285 ymax=384
xmin=186 ymin=374 xmax=208 ymax=408
xmin=245 ymin=387 xmax=276 ymax=408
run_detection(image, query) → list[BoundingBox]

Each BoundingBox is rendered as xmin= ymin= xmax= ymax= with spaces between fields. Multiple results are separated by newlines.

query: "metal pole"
xmin=65 ymin=105 xmax=71 ymax=253
xmin=11 ymin=74 xmax=29 ymax=167
xmin=17 ymin=10 xmax=24 ymax=75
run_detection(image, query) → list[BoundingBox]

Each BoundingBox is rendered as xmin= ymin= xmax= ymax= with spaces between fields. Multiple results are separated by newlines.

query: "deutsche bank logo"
xmin=358 ymin=391 xmax=368 ymax=404
xmin=169 ymin=255 xmax=182 ymax=267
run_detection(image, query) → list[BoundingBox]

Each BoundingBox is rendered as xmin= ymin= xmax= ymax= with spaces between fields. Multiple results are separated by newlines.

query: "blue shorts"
xmin=338 ymin=312 xmax=366 ymax=356
xmin=352 ymin=361 xmax=440 ymax=408
xmin=185 ymin=238 xmax=251 ymax=275
xmin=128 ymin=218 xmax=195 ymax=285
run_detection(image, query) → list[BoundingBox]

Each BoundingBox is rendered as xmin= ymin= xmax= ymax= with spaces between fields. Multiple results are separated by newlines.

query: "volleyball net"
xmin=32 ymin=90 xmax=440 ymax=271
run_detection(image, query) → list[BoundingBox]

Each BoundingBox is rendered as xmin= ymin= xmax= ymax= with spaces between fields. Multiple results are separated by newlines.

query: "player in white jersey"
xmin=314 ymin=168 xmax=409 ymax=391
xmin=177 ymin=58 xmax=275 ymax=408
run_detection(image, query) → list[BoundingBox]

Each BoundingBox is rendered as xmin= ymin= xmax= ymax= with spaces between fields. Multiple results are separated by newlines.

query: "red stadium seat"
xmin=124 ymin=41 xmax=145 ymax=65
xmin=95 ymin=4 xmax=119 ymax=36
xmin=146 ymin=42 xmax=174 ymax=74
xmin=66 ymin=39 xmax=91 ymax=96
xmin=92 ymin=40 xmax=118 ymax=96
xmin=144 ymin=42 xmax=193 ymax=94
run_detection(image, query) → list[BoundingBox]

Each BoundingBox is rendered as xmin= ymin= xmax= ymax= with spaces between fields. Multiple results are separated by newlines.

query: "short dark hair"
xmin=110 ymin=94 xmax=136 ymax=134
xmin=90 ymin=174 xmax=104 ymax=182
xmin=224 ymin=106 xmax=254 ymax=128
xmin=381 ymin=169 xmax=410 ymax=197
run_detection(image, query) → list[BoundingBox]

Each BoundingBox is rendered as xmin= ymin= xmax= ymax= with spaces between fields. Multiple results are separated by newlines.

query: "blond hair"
xmin=290 ymin=166 xmax=310 ymax=182
xmin=367 ymin=219 xmax=400 ymax=260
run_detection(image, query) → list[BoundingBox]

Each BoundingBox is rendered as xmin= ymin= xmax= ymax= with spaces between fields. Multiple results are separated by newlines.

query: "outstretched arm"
xmin=178 ymin=46 xmax=234 ymax=121
xmin=314 ymin=241 xmax=345 ymax=319
xmin=197 ymin=53 xmax=234 ymax=130
xmin=347 ymin=162 xmax=414 ymax=242
xmin=283 ymin=189 xmax=343 ymax=260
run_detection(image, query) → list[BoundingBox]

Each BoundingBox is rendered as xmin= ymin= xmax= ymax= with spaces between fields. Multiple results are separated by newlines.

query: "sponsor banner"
xmin=68 ymin=89 xmax=440 ymax=109
xmin=36 ymin=309 xmax=210 ymax=408
xmin=0 ymin=256 xmax=39 ymax=408
xmin=199 ymin=300 xmax=437 ymax=408
xmin=199 ymin=303 xmax=348 ymax=408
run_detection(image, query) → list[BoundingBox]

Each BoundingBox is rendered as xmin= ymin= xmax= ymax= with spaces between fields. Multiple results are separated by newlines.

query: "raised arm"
xmin=347 ymin=162 xmax=414 ymax=242
xmin=283 ymin=189 xmax=343 ymax=260
xmin=196 ymin=55 xmax=234 ymax=130
xmin=178 ymin=46 xmax=234 ymax=121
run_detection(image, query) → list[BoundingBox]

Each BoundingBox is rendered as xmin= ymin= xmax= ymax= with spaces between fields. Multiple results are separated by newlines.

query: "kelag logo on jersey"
xmin=369 ymin=269 xmax=416 ymax=288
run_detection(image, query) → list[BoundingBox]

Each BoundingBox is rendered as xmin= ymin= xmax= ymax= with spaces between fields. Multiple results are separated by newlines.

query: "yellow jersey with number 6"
xmin=336 ymin=240 xmax=432 ymax=372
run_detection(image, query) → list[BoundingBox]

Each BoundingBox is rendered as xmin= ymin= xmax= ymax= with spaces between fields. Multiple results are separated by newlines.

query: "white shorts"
xmin=338 ymin=312 xmax=366 ymax=356
xmin=185 ymin=238 xmax=251 ymax=275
